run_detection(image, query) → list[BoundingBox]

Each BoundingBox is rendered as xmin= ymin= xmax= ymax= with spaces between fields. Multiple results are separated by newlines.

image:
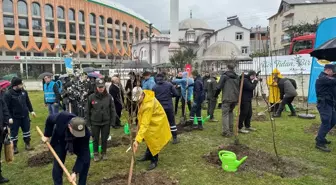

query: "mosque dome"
xmin=202 ymin=41 xmax=251 ymax=61
xmin=179 ymin=18 xmax=210 ymax=30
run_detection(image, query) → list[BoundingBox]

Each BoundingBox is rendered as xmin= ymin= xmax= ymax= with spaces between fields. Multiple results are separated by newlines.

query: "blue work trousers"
xmin=316 ymin=100 xmax=336 ymax=145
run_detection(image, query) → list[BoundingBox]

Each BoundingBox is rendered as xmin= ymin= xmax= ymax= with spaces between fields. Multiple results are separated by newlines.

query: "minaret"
xmin=168 ymin=0 xmax=180 ymax=53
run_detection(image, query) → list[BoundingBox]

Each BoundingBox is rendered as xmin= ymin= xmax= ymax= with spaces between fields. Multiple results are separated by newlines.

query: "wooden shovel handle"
xmin=235 ymin=73 xmax=245 ymax=137
xmin=36 ymin=126 xmax=77 ymax=185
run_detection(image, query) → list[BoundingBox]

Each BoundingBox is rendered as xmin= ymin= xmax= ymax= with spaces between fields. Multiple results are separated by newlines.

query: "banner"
xmin=308 ymin=17 xmax=336 ymax=103
xmin=254 ymin=54 xmax=312 ymax=75
xmin=64 ymin=58 xmax=73 ymax=75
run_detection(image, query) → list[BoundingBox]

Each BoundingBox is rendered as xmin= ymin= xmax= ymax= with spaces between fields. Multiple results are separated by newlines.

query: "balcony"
xmin=282 ymin=19 xmax=293 ymax=30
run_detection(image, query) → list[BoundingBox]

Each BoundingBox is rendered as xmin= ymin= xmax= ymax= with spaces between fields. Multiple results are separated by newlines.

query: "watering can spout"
xmin=236 ymin=156 xmax=248 ymax=167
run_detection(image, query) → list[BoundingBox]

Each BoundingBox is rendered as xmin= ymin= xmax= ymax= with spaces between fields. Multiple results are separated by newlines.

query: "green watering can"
xmin=193 ymin=115 xmax=211 ymax=125
xmin=89 ymin=140 xmax=102 ymax=159
xmin=218 ymin=150 xmax=247 ymax=172
xmin=124 ymin=123 xmax=130 ymax=135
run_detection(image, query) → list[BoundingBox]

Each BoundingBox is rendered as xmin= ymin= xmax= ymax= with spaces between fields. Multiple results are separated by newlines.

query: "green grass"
xmin=3 ymin=91 xmax=336 ymax=185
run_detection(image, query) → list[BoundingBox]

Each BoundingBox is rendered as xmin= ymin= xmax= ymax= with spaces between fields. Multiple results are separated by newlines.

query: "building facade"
xmin=250 ymin=27 xmax=270 ymax=54
xmin=268 ymin=0 xmax=336 ymax=55
xmin=0 ymin=0 xmax=158 ymax=78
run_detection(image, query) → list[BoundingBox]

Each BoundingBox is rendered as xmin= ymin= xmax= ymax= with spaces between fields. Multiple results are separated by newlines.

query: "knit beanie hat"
xmin=11 ymin=77 xmax=23 ymax=87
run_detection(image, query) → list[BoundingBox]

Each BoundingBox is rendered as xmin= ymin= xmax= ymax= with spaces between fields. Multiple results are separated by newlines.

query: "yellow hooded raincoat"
xmin=136 ymin=90 xmax=172 ymax=156
xmin=267 ymin=68 xmax=283 ymax=104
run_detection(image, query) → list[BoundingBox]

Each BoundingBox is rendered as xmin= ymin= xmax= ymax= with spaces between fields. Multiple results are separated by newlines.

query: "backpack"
xmin=55 ymin=80 xmax=63 ymax=93
xmin=288 ymin=78 xmax=297 ymax=89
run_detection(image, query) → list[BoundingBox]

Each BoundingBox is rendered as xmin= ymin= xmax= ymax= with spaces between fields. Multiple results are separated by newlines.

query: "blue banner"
xmin=307 ymin=17 xmax=336 ymax=103
xmin=64 ymin=58 xmax=73 ymax=74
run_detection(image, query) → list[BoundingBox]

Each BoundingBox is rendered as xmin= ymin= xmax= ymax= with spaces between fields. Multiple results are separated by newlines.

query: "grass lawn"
xmin=3 ymin=91 xmax=336 ymax=185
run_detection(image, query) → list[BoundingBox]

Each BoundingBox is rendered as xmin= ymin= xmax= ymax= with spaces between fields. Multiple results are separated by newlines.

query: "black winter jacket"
xmin=316 ymin=72 xmax=336 ymax=103
xmin=4 ymin=88 xmax=33 ymax=119
xmin=206 ymin=77 xmax=218 ymax=100
xmin=241 ymin=75 xmax=258 ymax=102
xmin=44 ymin=112 xmax=90 ymax=174
xmin=193 ymin=76 xmax=205 ymax=104
xmin=0 ymin=95 xmax=10 ymax=128
xmin=87 ymin=92 xmax=116 ymax=126
xmin=109 ymin=84 xmax=123 ymax=109
xmin=153 ymin=75 xmax=179 ymax=110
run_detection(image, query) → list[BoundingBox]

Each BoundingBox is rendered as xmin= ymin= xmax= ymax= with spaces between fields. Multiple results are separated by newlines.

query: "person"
xmin=42 ymin=112 xmax=90 ymax=185
xmin=125 ymin=72 xmax=137 ymax=115
xmin=185 ymin=70 xmax=205 ymax=130
xmin=172 ymin=72 xmax=194 ymax=117
xmin=109 ymin=76 xmax=123 ymax=128
xmin=43 ymin=75 xmax=61 ymax=115
xmin=0 ymin=90 xmax=10 ymax=183
xmin=205 ymin=72 xmax=218 ymax=122
xmin=88 ymin=77 xmax=96 ymax=96
xmin=131 ymin=80 xmax=143 ymax=116
xmin=203 ymin=72 xmax=210 ymax=101
xmin=267 ymin=69 xmax=282 ymax=114
xmin=314 ymin=64 xmax=336 ymax=152
xmin=87 ymin=79 xmax=116 ymax=161
xmin=153 ymin=73 xmax=179 ymax=144
xmin=4 ymin=77 xmax=36 ymax=154
xmin=238 ymin=71 xmax=259 ymax=134
xmin=133 ymin=90 xmax=172 ymax=171
xmin=173 ymin=72 xmax=183 ymax=115
xmin=273 ymin=76 xmax=298 ymax=117
xmin=105 ymin=77 xmax=112 ymax=94
xmin=142 ymin=71 xmax=156 ymax=90
xmin=215 ymin=64 xmax=240 ymax=137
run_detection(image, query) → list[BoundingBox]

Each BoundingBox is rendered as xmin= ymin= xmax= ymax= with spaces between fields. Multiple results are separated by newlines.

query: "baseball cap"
xmin=69 ymin=117 xmax=86 ymax=137
xmin=324 ymin=64 xmax=334 ymax=69
xmin=96 ymin=79 xmax=105 ymax=88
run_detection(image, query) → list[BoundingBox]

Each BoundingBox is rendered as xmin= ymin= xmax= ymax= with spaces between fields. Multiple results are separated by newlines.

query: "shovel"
xmin=257 ymin=100 xmax=282 ymax=116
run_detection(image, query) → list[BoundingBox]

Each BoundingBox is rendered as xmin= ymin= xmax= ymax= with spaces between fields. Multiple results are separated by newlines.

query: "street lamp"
xmin=56 ymin=44 xmax=62 ymax=73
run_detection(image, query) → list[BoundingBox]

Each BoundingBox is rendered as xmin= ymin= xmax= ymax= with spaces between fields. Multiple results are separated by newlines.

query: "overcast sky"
xmin=112 ymin=0 xmax=282 ymax=30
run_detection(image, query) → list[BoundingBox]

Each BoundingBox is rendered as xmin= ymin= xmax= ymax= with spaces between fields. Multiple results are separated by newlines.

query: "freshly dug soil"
xmin=28 ymin=136 xmax=131 ymax=167
xmin=252 ymin=113 xmax=268 ymax=122
xmin=305 ymin=123 xmax=336 ymax=136
xmin=101 ymin=172 xmax=178 ymax=185
xmin=203 ymin=144 xmax=308 ymax=178
xmin=176 ymin=124 xmax=192 ymax=135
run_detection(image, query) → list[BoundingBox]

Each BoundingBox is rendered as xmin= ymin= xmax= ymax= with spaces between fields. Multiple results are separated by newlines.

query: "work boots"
xmin=13 ymin=145 xmax=19 ymax=155
xmin=147 ymin=162 xmax=157 ymax=171
xmin=0 ymin=173 xmax=9 ymax=184
xmin=94 ymin=153 xmax=100 ymax=162
xmin=101 ymin=154 xmax=108 ymax=161
xmin=316 ymin=144 xmax=331 ymax=152
xmin=25 ymin=142 xmax=34 ymax=151
xmin=288 ymin=112 xmax=297 ymax=117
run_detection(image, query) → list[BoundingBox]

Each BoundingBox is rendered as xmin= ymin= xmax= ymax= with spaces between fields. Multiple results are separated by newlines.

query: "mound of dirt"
xmin=176 ymin=124 xmax=193 ymax=135
xmin=252 ymin=113 xmax=268 ymax=122
xmin=28 ymin=150 xmax=54 ymax=167
xmin=101 ymin=172 xmax=178 ymax=185
xmin=107 ymin=136 xmax=131 ymax=148
xmin=305 ymin=123 xmax=336 ymax=136
xmin=203 ymin=144 xmax=308 ymax=178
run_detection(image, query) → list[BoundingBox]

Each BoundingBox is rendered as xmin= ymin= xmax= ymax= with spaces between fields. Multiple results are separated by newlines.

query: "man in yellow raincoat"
xmin=267 ymin=69 xmax=283 ymax=114
xmin=133 ymin=90 xmax=172 ymax=170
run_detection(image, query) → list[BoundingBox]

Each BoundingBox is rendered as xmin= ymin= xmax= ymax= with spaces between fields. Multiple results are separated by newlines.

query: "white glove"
xmin=31 ymin=112 xmax=36 ymax=118
xmin=9 ymin=118 xmax=13 ymax=124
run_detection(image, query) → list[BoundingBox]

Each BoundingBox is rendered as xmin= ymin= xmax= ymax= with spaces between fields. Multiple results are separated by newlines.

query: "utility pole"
xmin=148 ymin=23 xmax=153 ymax=65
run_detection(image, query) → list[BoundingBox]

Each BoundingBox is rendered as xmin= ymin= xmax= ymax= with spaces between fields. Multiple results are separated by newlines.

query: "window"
xmin=292 ymin=40 xmax=313 ymax=53
xmin=99 ymin=16 xmax=104 ymax=26
xmin=90 ymin=26 xmax=96 ymax=36
xmin=46 ymin=20 xmax=54 ymax=31
xmin=58 ymin=22 xmax=66 ymax=33
xmin=57 ymin=6 xmax=64 ymax=19
xmin=45 ymin=4 xmax=53 ymax=18
xmin=3 ymin=16 xmax=14 ymax=28
xmin=99 ymin=28 xmax=105 ymax=38
xmin=235 ymin=32 xmax=243 ymax=40
xmin=70 ymin=23 xmax=76 ymax=34
xmin=115 ymin=31 xmax=120 ymax=39
xmin=3 ymin=0 xmax=13 ymax=13
xmin=108 ymin=29 xmax=113 ymax=38
xmin=78 ymin=11 xmax=84 ymax=22
xmin=250 ymin=33 xmax=255 ymax=39
xmin=123 ymin=31 xmax=127 ymax=41
xmin=107 ymin=18 xmax=113 ymax=24
xmin=90 ymin=13 xmax=96 ymax=24
xmin=18 ymin=0 xmax=27 ymax=15
xmin=31 ymin=2 xmax=41 ymax=16
xmin=32 ymin=19 xmax=41 ymax=29
xmin=273 ymin=24 xmax=277 ymax=33
xmin=18 ymin=17 xmax=28 ymax=29
xmin=79 ymin=25 xmax=85 ymax=35
xmin=69 ymin=8 xmax=75 ymax=21
xmin=273 ymin=37 xmax=276 ymax=46
xmin=241 ymin=46 xmax=248 ymax=54
xmin=261 ymin=33 xmax=266 ymax=37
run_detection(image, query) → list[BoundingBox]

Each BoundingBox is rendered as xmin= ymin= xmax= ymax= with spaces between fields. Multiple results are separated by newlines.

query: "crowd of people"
xmin=8 ymin=62 xmax=336 ymax=185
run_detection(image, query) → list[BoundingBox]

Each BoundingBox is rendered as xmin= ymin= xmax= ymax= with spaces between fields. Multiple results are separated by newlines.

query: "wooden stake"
xmin=234 ymin=73 xmax=245 ymax=145
xmin=36 ymin=126 xmax=77 ymax=185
